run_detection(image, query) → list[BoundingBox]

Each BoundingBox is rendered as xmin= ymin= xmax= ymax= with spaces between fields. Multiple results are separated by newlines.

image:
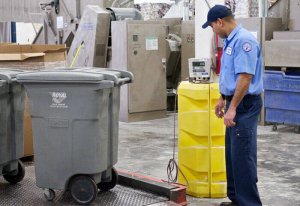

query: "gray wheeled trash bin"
xmin=16 ymin=69 xmax=133 ymax=204
xmin=74 ymin=68 xmax=134 ymax=192
xmin=0 ymin=69 xmax=26 ymax=184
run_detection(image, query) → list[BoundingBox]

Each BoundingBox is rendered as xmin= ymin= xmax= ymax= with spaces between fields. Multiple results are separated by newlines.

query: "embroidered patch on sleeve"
xmin=242 ymin=42 xmax=252 ymax=52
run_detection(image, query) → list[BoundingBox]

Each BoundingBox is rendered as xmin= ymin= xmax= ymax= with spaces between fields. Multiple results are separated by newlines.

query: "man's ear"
xmin=219 ymin=18 xmax=225 ymax=27
xmin=216 ymin=18 xmax=223 ymax=26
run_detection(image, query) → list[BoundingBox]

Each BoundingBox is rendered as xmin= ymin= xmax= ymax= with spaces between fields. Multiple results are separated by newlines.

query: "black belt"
xmin=221 ymin=94 xmax=233 ymax=101
xmin=223 ymin=95 xmax=233 ymax=101
xmin=221 ymin=94 xmax=259 ymax=102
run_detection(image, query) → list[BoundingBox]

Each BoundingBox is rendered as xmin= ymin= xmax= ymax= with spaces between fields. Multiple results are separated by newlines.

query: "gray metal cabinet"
xmin=181 ymin=21 xmax=195 ymax=81
xmin=111 ymin=20 xmax=167 ymax=122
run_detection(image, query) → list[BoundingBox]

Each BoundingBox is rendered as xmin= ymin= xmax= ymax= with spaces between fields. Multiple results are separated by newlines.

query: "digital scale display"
xmin=188 ymin=58 xmax=211 ymax=82
xmin=192 ymin=61 xmax=205 ymax=67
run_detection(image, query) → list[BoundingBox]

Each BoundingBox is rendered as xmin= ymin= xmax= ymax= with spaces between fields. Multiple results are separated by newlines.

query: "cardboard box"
xmin=0 ymin=44 xmax=67 ymax=157
xmin=24 ymin=96 xmax=34 ymax=157
xmin=0 ymin=44 xmax=67 ymax=70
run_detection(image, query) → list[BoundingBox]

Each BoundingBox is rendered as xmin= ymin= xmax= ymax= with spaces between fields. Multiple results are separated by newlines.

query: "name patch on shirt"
xmin=226 ymin=47 xmax=232 ymax=55
xmin=242 ymin=42 xmax=252 ymax=52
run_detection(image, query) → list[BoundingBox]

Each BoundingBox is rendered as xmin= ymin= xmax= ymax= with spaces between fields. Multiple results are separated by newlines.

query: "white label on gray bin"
xmin=49 ymin=92 xmax=68 ymax=109
xmin=49 ymin=119 xmax=69 ymax=128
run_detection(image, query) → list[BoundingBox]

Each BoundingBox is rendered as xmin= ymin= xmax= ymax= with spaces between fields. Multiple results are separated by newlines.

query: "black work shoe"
xmin=220 ymin=202 xmax=238 ymax=206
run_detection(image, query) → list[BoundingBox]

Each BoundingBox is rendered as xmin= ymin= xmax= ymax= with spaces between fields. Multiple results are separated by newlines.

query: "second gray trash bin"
xmin=0 ymin=69 xmax=26 ymax=184
xmin=16 ymin=69 xmax=133 ymax=204
xmin=74 ymin=70 xmax=132 ymax=159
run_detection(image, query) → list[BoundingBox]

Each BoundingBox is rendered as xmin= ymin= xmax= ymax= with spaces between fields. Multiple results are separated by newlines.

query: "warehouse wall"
xmin=0 ymin=22 xmax=11 ymax=42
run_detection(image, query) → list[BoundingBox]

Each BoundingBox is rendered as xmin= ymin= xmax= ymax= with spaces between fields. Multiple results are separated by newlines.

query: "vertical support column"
xmin=258 ymin=0 xmax=268 ymax=17
xmin=11 ymin=22 xmax=16 ymax=43
xmin=43 ymin=20 xmax=48 ymax=44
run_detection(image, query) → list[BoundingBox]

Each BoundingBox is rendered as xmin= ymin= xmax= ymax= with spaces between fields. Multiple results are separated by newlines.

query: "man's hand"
xmin=224 ymin=107 xmax=236 ymax=127
xmin=215 ymin=97 xmax=225 ymax=118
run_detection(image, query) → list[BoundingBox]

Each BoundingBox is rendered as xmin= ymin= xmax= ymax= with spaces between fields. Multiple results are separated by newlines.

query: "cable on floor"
xmin=165 ymin=83 xmax=189 ymax=187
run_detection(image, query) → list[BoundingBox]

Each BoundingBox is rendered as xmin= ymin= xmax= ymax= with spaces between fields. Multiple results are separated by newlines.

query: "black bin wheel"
xmin=3 ymin=160 xmax=25 ymax=184
xmin=272 ymin=124 xmax=277 ymax=131
xmin=44 ymin=189 xmax=55 ymax=201
xmin=70 ymin=175 xmax=98 ymax=205
xmin=98 ymin=167 xmax=118 ymax=192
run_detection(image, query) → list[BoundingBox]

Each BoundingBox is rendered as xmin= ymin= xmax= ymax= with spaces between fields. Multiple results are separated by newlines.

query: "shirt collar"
xmin=226 ymin=25 xmax=242 ymax=41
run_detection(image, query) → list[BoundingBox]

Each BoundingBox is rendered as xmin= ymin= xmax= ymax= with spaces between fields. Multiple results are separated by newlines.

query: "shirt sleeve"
xmin=234 ymin=39 xmax=259 ymax=75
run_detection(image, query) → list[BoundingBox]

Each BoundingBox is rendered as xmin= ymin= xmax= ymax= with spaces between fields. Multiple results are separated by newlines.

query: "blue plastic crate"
xmin=264 ymin=71 xmax=300 ymax=125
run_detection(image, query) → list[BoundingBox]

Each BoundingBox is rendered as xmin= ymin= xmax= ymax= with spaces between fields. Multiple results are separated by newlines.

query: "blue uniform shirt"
xmin=219 ymin=25 xmax=263 ymax=96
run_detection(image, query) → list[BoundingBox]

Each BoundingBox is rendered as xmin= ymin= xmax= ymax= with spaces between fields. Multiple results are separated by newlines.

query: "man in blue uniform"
xmin=202 ymin=5 xmax=263 ymax=206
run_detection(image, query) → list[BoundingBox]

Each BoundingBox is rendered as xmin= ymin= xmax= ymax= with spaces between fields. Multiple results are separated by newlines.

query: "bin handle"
xmin=0 ymin=74 xmax=12 ymax=83
xmin=282 ymin=72 xmax=300 ymax=80
xmin=11 ymin=78 xmax=18 ymax=83
xmin=266 ymin=70 xmax=300 ymax=80
xmin=116 ymin=77 xmax=131 ymax=85
xmin=108 ymin=69 xmax=134 ymax=83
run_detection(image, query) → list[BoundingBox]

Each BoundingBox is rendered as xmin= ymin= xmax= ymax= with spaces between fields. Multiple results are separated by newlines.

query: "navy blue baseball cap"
xmin=202 ymin=5 xmax=233 ymax=29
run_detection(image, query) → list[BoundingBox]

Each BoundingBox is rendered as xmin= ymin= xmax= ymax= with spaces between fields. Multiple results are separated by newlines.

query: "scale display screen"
xmin=192 ymin=61 xmax=205 ymax=67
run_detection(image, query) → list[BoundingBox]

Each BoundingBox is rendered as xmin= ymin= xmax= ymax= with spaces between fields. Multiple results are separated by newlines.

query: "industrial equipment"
xmin=188 ymin=58 xmax=212 ymax=82
xmin=0 ymin=0 xmax=140 ymax=45
xmin=67 ymin=5 xmax=110 ymax=68
xmin=181 ymin=20 xmax=195 ymax=81
xmin=107 ymin=7 xmax=142 ymax=21
xmin=111 ymin=20 xmax=168 ymax=122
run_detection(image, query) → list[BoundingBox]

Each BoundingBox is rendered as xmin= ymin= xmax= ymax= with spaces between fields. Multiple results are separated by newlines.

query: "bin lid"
xmin=0 ymin=80 xmax=7 ymax=95
xmin=74 ymin=67 xmax=134 ymax=85
xmin=0 ymin=80 xmax=6 ymax=86
xmin=0 ymin=69 xmax=25 ymax=82
xmin=16 ymin=71 xmax=106 ymax=83
xmin=24 ymin=67 xmax=134 ymax=85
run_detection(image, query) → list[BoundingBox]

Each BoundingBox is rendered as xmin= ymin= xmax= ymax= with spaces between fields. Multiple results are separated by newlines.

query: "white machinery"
xmin=0 ymin=0 xmax=140 ymax=45
xmin=190 ymin=0 xmax=224 ymax=83
xmin=188 ymin=58 xmax=211 ymax=82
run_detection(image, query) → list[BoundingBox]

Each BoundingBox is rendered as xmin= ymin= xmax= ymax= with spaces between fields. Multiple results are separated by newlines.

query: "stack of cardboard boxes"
xmin=0 ymin=44 xmax=67 ymax=157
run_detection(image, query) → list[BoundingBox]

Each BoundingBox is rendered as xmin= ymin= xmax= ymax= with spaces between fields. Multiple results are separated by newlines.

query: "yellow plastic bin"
xmin=178 ymin=81 xmax=226 ymax=198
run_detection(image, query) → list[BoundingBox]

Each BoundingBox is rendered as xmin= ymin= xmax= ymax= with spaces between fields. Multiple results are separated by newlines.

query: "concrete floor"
xmin=115 ymin=114 xmax=300 ymax=206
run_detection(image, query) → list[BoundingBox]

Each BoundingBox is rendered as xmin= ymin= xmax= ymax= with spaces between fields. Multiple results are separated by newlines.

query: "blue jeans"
xmin=225 ymin=95 xmax=262 ymax=206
